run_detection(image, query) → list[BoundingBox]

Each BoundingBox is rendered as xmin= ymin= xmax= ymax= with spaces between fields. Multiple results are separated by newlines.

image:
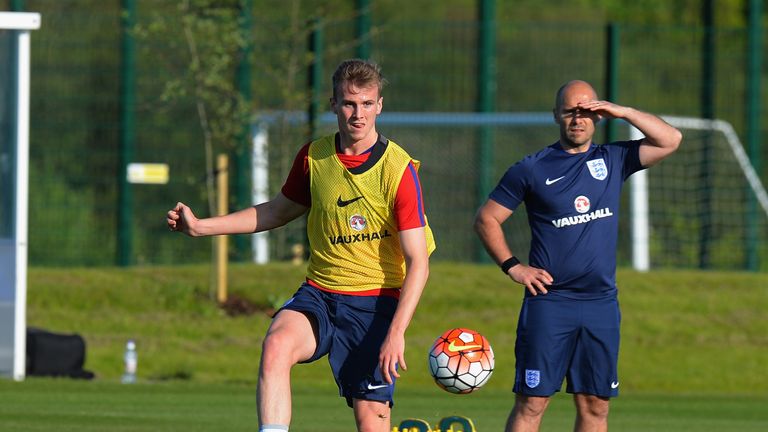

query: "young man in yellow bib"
xmin=166 ymin=59 xmax=435 ymax=432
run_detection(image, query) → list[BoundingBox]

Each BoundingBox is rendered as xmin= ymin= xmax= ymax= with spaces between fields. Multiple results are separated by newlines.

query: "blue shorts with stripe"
xmin=513 ymin=293 xmax=621 ymax=398
xmin=278 ymin=283 xmax=398 ymax=408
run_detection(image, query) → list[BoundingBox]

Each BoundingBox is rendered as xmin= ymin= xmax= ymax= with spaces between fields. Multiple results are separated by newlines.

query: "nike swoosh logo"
xmin=545 ymin=176 xmax=565 ymax=186
xmin=611 ymin=381 xmax=619 ymax=389
xmin=367 ymin=383 xmax=389 ymax=390
xmin=337 ymin=195 xmax=363 ymax=207
xmin=447 ymin=340 xmax=483 ymax=352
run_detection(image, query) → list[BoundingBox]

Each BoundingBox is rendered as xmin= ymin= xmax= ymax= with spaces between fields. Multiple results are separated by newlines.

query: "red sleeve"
xmin=394 ymin=161 xmax=428 ymax=231
xmin=280 ymin=143 xmax=311 ymax=207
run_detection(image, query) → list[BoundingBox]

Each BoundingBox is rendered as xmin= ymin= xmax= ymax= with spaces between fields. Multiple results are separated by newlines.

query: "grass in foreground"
xmin=0 ymin=379 xmax=766 ymax=431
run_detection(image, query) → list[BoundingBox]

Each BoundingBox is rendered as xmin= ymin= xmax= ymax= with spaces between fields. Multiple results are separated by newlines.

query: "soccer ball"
xmin=427 ymin=327 xmax=494 ymax=394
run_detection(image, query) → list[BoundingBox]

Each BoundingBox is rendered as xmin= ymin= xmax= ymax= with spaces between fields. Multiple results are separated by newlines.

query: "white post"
xmin=251 ymin=123 xmax=269 ymax=264
xmin=13 ymin=28 xmax=31 ymax=382
xmin=629 ymin=126 xmax=650 ymax=272
xmin=0 ymin=12 xmax=41 ymax=381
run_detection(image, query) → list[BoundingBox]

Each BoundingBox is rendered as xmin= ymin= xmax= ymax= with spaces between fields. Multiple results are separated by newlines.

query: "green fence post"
xmin=10 ymin=0 xmax=24 ymax=11
xmin=234 ymin=0 xmax=254 ymax=262
xmin=699 ymin=0 xmax=715 ymax=270
xmin=308 ymin=18 xmax=324 ymax=141
xmin=117 ymin=0 xmax=136 ymax=266
xmin=304 ymin=18 xmax=324 ymax=258
xmin=604 ymin=22 xmax=619 ymax=144
xmin=356 ymin=0 xmax=371 ymax=60
xmin=745 ymin=0 xmax=762 ymax=271
xmin=476 ymin=0 xmax=496 ymax=263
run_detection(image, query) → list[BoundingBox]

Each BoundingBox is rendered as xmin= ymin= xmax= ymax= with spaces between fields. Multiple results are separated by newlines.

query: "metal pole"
xmin=10 ymin=0 xmax=24 ymax=11
xmin=10 ymin=12 xmax=41 ymax=381
xmin=308 ymin=18 xmax=324 ymax=141
xmin=698 ymin=0 xmax=715 ymax=270
xmin=477 ymin=0 xmax=496 ymax=189
xmin=476 ymin=0 xmax=496 ymax=263
xmin=117 ymin=0 xmax=136 ymax=266
xmin=234 ymin=0 xmax=253 ymax=261
xmin=745 ymin=0 xmax=762 ymax=271
xmin=13 ymin=20 xmax=29 ymax=383
xmin=475 ymin=0 xmax=497 ymax=262
xmin=355 ymin=0 xmax=371 ymax=60
xmin=304 ymin=18 xmax=324 ymax=258
xmin=630 ymin=126 xmax=650 ymax=271
xmin=604 ymin=23 xmax=619 ymax=144
xmin=251 ymin=123 xmax=269 ymax=264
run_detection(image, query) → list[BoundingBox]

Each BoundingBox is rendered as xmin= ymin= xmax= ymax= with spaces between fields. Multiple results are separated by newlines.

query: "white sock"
xmin=260 ymin=425 xmax=288 ymax=432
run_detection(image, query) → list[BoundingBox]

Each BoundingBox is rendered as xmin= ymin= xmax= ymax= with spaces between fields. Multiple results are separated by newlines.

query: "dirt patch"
xmin=219 ymin=294 xmax=275 ymax=317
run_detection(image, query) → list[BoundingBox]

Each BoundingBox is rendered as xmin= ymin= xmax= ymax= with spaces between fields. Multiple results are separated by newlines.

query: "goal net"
xmin=632 ymin=116 xmax=768 ymax=271
xmin=251 ymin=111 xmax=767 ymax=272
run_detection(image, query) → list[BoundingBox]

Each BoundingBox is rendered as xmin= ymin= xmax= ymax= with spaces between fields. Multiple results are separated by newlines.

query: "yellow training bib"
xmin=305 ymin=134 xmax=435 ymax=292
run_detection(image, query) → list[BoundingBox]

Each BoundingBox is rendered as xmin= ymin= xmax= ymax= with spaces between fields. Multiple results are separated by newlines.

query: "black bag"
xmin=26 ymin=327 xmax=95 ymax=379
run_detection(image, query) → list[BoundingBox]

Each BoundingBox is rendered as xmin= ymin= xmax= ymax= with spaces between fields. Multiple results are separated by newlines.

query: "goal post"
xmin=659 ymin=116 xmax=768 ymax=216
xmin=0 ymin=12 xmax=40 ymax=381
xmin=631 ymin=116 xmax=768 ymax=271
xmin=628 ymin=128 xmax=651 ymax=272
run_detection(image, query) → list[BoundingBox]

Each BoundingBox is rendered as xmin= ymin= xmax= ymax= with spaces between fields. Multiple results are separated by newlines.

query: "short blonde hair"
xmin=332 ymin=59 xmax=386 ymax=99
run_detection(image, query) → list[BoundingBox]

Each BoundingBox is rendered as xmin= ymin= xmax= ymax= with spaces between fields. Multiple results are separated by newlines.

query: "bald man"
xmin=474 ymin=80 xmax=682 ymax=432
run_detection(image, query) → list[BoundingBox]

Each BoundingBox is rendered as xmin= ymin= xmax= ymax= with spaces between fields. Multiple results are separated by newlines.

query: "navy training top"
xmin=489 ymin=140 xmax=644 ymax=299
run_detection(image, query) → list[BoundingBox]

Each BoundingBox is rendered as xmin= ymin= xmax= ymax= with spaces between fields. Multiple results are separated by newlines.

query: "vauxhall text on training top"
xmin=302 ymin=134 xmax=435 ymax=293
xmin=489 ymin=140 xmax=644 ymax=299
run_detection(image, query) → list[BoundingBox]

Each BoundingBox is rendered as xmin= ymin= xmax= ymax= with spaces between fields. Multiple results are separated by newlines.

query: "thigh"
xmin=330 ymin=295 xmax=398 ymax=407
xmin=275 ymin=284 xmax=334 ymax=363
xmin=514 ymin=296 xmax=580 ymax=396
xmin=567 ymin=297 xmax=621 ymax=397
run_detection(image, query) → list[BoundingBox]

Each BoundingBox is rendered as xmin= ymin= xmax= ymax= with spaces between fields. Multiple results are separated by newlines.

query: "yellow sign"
xmin=127 ymin=163 xmax=169 ymax=184
xmin=394 ymin=416 xmax=475 ymax=432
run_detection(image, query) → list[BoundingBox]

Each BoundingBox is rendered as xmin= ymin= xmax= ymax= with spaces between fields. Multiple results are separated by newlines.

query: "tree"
xmin=134 ymin=0 xmax=250 ymax=216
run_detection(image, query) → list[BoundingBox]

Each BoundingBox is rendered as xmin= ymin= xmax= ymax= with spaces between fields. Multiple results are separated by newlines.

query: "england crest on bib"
xmin=587 ymin=158 xmax=608 ymax=180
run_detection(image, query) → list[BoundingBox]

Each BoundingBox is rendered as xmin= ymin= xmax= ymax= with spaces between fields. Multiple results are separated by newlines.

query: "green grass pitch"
xmin=0 ymin=262 xmax=765 ymax=430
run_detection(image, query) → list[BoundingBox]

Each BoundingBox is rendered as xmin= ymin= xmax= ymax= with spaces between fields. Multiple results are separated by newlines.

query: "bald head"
xmin=553 ymin=80 xmax=602 ymax=150
xmin=555 ymin=80 xmax=598 ymax=111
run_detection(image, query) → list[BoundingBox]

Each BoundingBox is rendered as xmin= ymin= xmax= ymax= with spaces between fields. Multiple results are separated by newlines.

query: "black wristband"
xmin=500 ymin=256 xmax=521 ymax=274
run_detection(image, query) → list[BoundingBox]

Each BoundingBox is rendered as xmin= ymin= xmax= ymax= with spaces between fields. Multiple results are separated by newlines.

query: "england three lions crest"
xmin=587 ymin=158 xmax=608 ymax=180
xmin=525 ymin=369 xmax=540 ymax=388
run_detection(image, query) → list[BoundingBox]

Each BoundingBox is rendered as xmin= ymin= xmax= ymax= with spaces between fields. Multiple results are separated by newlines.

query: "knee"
xmin=515 ymin=395 xmax=550 ymax=419
xmin=354 ymin=400 xmax=391 ymax=432
xmin=356 ymin=414 xmax=389 ymax=432
xmin=575 ymin=394 xmax=610 ymax=420
xmin=260 ymin=333 xmax=296 ymax=374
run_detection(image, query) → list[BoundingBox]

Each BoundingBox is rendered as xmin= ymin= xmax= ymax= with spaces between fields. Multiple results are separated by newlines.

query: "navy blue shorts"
xmin=278 ymin=283 xmax=398 ymax=408
xmin=513 ymin=293 xmax=621 ymax=398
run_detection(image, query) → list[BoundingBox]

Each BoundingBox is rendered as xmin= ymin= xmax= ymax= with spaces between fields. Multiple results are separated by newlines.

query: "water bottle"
xmin=121 ymin=339 xmax=137 ymax=384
